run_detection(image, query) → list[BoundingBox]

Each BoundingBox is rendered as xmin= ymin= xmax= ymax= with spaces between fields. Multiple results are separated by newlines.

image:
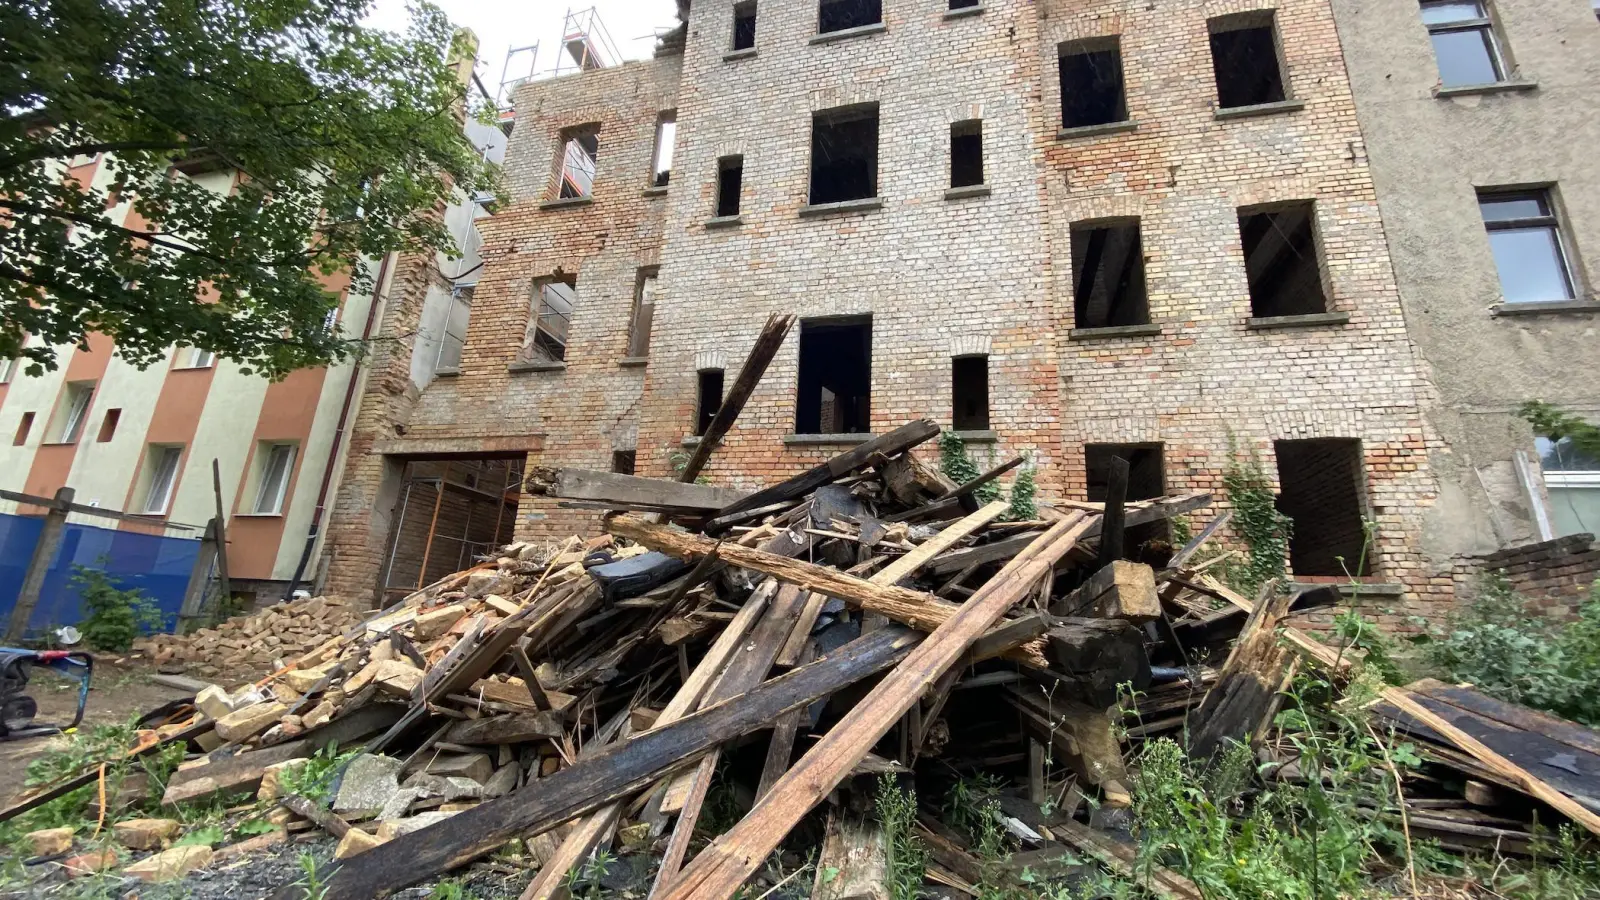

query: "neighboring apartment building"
xmin=1329 ymin=0 xmax=1600 ymax=550
xmin=0 ymin=40 xmax=503 ymax=607
xmin=321 ymin=0 xmax=1502 ymax=625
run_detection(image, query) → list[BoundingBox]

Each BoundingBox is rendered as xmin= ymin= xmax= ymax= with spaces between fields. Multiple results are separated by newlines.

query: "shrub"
xmin=1222 ymin=436 xmax=1292 ymax=597
xmin=72 ymin=565 xmax=163 ymax=651
xmin=939 ymin=430 xmax=999 ymax=504
xmin=1005 ymin=465 xmax=1037 ymax=521
xmin=1424 ymin=574 xmax=1600 ymax=727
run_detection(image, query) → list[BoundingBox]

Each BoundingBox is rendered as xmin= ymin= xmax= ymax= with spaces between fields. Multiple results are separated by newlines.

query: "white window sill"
xmin=944 ymin=4 xmax=985 ymax=19
xmin=618 ymin=357 xmax=649 ymax=368
xmin=1492 ymin=299 xmax=1600 ymax=316
xmin=540 ymin=196 xmax=594 ymax=211
xmin=1246 ymin=312 xmax=1350 ymax=330
xmin=509 ymin=360 xmax=566 ymax=373
xmin=799 ymin=197 xmax=883 ymax=218
xmin=724 ymin=48 xmax=758 ymax=61
xmin=641 ymin=186 xmax=669 ymax=198
xmin=783 ymin=433 xmax=876 ymax=446
xmin=434 ymin=366 xmax=462 ymax=377
xmin=810 ymin=22 xmax=886 ymax=44
xmin=1056 ymin=120 xmax=1138 ymax=141
xmin=1435 ymin=80 xmax=1538 ymax=98
xmin=1213 ymin=99 xmax=1306 ymax=120
xmin=1069 ymin=324 xmax=1161 ymax=340
xmin=953 ymin=429 xmax=996 ymax=443
xmin=944 ymin=185 xmax=991 ymax=201
xmin=705 ymin=215 xmax=743 ymax=229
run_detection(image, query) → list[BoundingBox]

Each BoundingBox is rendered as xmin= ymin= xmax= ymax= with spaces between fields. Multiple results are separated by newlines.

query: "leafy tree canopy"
xmin=0 ymin=0 xmax=498 ymax=378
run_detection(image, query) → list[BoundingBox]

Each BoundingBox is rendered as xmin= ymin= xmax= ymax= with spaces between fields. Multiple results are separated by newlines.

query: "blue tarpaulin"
xmin=0 ymin=513 xmax=200 ymax=639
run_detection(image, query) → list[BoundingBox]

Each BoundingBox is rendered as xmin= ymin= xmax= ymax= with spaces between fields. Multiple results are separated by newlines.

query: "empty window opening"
xmin=13 ymin=412 xmax=34 ymax=446
xmin=1059 ymin=38 xmax=1127 ymax=128
xmin=378 ymin=457 xmax=524 ymax=599
xmin=651 ymin=114 xmax=676 ymax=187
xmin=818 ymin=0 xmax=881 ymax=33
xmin=612 ymin=450 xmax=637 ymax=475
xmin=1275 ymin=438 xmax=1371 ymax=577
xmin=732 ymin=1 xmax=757 ymax=50
xmin=627 ymin=269 xmax=657 ymax=358
xmin=520 ymin=276 xmax=576 ymax=364
xmin=950 ymin=120 xmax=984 ymax=188
xmin=1208 ymin=13 xmax=1287 ymax=108
xmin=810 ymin=105 xmax=879 ymax=205
xmin=1478 ymin=189 xmax=1575 ymax=303
xmin=436 ymin=284 xmax=473 ymax=371
xmin=556 ymin=125 xmax=599 ymax=199
xmin=952 ymin=356 xmax=989 ymax=431
xmin=141 ymin=445 xmax=183 ymax=515
xmin=716 ymin=156 xmax=744 ymax=217
xmin=253 ymin=442 xmax=297 ymax=515
xmin=1238 ymin=202 xmax=1328 ymax=317
xmin=950 ymin=0 xmax=981 ymax=8
xmin=1086 ymin=443 xmax=1167 ymax=546
xmin=1421 ymin=0 xmax=1504 ymax=87
xmin=97 ymin=408 xmax=121 ymax=442
xmin=51 ymin=382 xmax=94 ymax=443
xmin=696 ymin=370 xmax=725 ymax=436
xmin=1071 ymin=220 xmax=1149 ymax=328
xmin=796 ymin=318 xmax=872 ymax=435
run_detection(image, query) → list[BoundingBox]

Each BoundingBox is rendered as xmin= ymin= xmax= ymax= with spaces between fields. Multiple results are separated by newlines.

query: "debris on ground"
xmin=131 ymin=595 xmax=364 ymax=679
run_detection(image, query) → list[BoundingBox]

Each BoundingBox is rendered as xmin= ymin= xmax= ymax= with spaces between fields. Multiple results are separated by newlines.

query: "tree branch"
xmin=0 ymin=198 xmax=315 ymax=269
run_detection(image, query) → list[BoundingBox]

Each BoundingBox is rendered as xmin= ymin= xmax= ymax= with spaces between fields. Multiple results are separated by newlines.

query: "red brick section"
xmin=1449 ymin=534 xmax=1600 ymax=622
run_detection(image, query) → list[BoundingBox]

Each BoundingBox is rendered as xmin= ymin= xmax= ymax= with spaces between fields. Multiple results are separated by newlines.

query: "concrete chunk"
xmin=194 ymin=684 xmax=236 ymax=720
xmin=24 ymin=826 xmax=72 ymax=857
xmin=422 ymin=752 xmax=492 ymax=784
xmin=111 ymin=818 xmax=181 ymax=851
xmin=214 ymin=700 xmax=289 ymax=742
xmin=332 ymin=753 xmax=404 ymax=815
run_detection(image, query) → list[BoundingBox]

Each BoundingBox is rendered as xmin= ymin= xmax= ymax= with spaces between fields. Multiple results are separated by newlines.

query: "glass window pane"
xmin=1479 ymin=194 xmax=1548 ymax=222
xmin=1420 ymin=0 xmax=1486 ymax=25
xmin=1549 ymin=485 xmax=1600 ymax=539
xmin=1488 ymin=227 xmax=1574 ymax=303
xmin=1430 ymin=28 xmax=1501 ymax=86
xmin=1538 ymin=436 xmax=1600 ymax=472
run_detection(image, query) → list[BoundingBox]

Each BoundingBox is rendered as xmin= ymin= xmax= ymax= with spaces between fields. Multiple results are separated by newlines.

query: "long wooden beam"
xmin=293 ymin=627 xmax=923 ymax=900
xmin=677 ymin=313 xmax=794 ymax=483
xmin=654 ymin=513 xmax=1096 ymax=900
xmin=526 ymin=468 xmax=749 ymax=512
xmin=713 ymin=419 xmax=941 ymax=518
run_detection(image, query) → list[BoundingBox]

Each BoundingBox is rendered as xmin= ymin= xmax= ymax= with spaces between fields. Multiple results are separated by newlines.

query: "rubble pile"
xmin=132 ymin=595 xmax=363 ymax=678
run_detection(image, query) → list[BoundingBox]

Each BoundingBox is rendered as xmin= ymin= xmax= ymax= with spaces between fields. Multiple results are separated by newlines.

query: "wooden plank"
xmin=279 ymin=794 xmax=352 ymax=839
xmin=1096 ymin=456 xmax=1130 ymax=568
xmin=925 ymin=493 xmax=1211 ymax=575
xmin=286 ymin=626 xmax=922 ymax=900
xmin=1053 ymin=819 xmax=1201 ymax=900
xmin=775 ymin=591 xmax=827 ymax=667
xmin=1163 ymin=510 xmax=1231 ymax=572
xmin=1051 ymin=560 xmax=1159 ymax=622
xmin=1007 ymin=686 xmax=1129 ymax=794
xmin=811 ymin=812 xmax=889 ymax=900
xmin=677 ymin=313 xmax=794 ymax=483
xmin=964 ymin=611 xmax=1055 ymax=664
xmin=1198 ymin=574 xmax=1600 ymax=837
xmin=1409 ymin=679 xmax=1600 ymax=759
xmin=653 ymin=513 xmax=1095 ymax=900
xmin=529 ymin=580 xmax=779 ymax=896
xmin=1043 ymin=618 xmax=1151 ymax=708
xmin=871 ymin=500 xmax=1008 ymax=586
xmin=1186 ymin=584 xmax=1293 ymax=760
xmin=713 ymin=419 xmax=941 ymax=518
xmin=529 ymin=468 xmax=749 ymax=512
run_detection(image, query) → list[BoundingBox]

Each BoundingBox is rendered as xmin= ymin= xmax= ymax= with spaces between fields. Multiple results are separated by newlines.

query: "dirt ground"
xmin=0 ymin=658 xmax=194 ymax=807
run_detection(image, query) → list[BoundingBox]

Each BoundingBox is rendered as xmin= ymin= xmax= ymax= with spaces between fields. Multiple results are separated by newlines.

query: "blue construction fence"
xmin=0 ymin=512 xmax=201 ymax=640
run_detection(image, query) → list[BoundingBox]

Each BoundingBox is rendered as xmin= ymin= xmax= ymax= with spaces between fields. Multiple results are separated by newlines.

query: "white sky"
xmin=366 ymin=0 xmax=681 ymax=101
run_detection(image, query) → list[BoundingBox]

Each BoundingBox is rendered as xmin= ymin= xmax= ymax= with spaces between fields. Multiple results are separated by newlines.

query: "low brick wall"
xmin=1449 ymin=533 xmax=1600 ymax=620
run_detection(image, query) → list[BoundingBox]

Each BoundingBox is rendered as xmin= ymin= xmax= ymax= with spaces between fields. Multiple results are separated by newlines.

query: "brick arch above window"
xmin=694 ymin=349 xmax=730 ymax=372
xmin=948 ymin=335 xmax=991 ymax=358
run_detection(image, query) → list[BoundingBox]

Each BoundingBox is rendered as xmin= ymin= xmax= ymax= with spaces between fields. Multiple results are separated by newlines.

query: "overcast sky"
xmin=367 ymin=0 xmax=681 ymax=100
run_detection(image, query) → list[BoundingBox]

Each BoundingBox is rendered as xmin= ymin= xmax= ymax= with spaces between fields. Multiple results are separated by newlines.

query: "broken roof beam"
xmin=526 ymin=468 xmax=749 ymax=514
xmin=653 ymin=512 xmax=1096 ymax=900
xmin=677 ymin=313 xmax=794 ymax=483
xmin=712 ymin=418 xmax=941 ymax=519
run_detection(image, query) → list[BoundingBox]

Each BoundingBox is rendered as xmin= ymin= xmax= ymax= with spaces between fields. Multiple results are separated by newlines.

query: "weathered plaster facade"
xmin=1328 ymin=0 xmax=1600 ymax=554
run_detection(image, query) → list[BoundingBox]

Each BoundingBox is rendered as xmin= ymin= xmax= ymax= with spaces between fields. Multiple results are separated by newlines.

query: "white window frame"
xmin=55 ymin=383 xmax=94 ymax=443
xmin=0 ymin=358 xmax=18 ymax=384
xmin=141 ymin=446 xmax=183 ymax=514
xmin=252 ymin=442 xmax=297 ymax=515
xmin=180 ymin=347 xmax=215 ymax=369
xmin=1420 ymin=0 xmax=1506 ymax=87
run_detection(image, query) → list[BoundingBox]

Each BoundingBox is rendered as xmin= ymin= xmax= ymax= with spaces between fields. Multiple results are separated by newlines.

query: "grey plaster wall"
xmin=1328 ymin=0 xmax=1600 ymax=553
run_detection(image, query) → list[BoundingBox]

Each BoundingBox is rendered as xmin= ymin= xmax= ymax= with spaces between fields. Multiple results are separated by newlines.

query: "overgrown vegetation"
xmin=278 ymin=741 xmax=359 ymax=802
xmin=939 ymin=430 xmax=1000 ymax=504
xmin=1519 ymin=401 xmax=1600 ymax=461
xmin=1006 ymin=464 xmax=1038 ymax=521
xmin=1424 ymin=574 xmax=1600 ymax=728
xmin=1221 ymin=435 xmax=1292 ymax=597
xmin=874 ymin=776 xmax=928 ymax=900
xmin=72 ymin=564 xmax=164 ymax=651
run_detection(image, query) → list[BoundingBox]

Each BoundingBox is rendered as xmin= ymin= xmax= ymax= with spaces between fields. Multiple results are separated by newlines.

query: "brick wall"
xmin=1449 ymin=533 xmax=1600 ymax=621
xmin=319 ymin=0 xmax=1463 ymax=617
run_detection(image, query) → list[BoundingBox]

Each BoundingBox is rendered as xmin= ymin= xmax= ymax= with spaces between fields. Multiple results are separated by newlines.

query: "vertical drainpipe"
xmin=280 ymin=250 xmax=395 ymax=601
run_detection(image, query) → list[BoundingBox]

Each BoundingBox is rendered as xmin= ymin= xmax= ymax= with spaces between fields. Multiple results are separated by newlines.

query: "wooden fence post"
xmin=5 ymin=486 xmax=75 ymax=643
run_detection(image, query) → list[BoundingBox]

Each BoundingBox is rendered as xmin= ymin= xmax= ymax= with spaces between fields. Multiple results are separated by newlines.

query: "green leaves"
xmin=1222 ymin=435 xmax=1292 ymax=597
xmin=0 ymin=0 xmax=499 ymax=379
xmin=72 ymin=564 xmax=164 ymax=651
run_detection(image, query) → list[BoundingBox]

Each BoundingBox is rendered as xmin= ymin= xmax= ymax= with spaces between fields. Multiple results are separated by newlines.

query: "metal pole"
xmin=5 ymin=486 xmax=74 ymax=642
xmin=415 ymin=464 xmax=449 ymax=588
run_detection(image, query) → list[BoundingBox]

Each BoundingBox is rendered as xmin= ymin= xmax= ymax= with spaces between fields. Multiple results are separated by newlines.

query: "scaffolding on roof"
xmin=553 ymin=6 xmax=620 ymax=76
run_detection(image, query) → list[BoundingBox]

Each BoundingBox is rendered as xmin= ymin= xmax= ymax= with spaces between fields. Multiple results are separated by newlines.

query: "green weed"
xmin=873 ymin=775 xmax=928 ymax=900
xmin=1220 ymin=435 xmax=1291 ymax=597
xmin=278 ymin=741 xmax=359 ymax=803
xmin=72 ymin=565 xmax=164 ymax=651
xmin=939 ymin=430 xmax=1000 ymax=504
